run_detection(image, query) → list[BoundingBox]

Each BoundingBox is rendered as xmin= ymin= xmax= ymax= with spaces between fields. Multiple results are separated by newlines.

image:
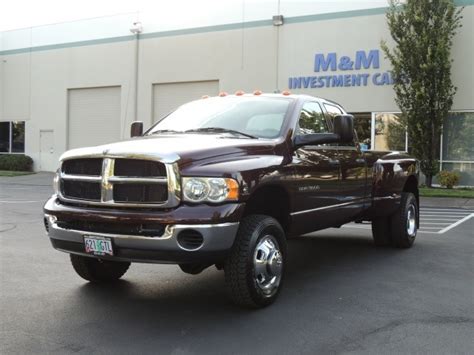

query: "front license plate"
xmin=84 ymin=236 xmax=114 ymax=256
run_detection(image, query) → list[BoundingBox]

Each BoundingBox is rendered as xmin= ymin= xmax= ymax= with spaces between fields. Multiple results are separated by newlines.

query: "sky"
xmin=0 ymin=0 xmax=390 ymax=32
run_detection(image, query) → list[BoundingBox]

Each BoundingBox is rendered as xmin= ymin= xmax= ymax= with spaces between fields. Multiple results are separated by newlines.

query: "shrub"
xmin=437 ymin=170 xmax=460 ymax=189
xmin=0 ymin=154 xmax=33 ymax=171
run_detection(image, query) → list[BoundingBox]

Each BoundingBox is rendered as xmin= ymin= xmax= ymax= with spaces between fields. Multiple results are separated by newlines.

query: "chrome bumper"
xmin=45 ymin=214 xmax=239 ymax=264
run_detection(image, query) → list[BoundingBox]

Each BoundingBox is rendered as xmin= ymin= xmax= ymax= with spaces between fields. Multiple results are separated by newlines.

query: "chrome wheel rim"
xmin=253 ymin=235 xmax=283 ymax=297
xmin=407 ymin=204 xmax=417 ymax=237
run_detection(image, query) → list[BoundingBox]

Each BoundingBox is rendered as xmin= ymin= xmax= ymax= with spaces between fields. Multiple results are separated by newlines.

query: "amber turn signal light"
xmin=225 ymin=178 xmax=240 ymax=200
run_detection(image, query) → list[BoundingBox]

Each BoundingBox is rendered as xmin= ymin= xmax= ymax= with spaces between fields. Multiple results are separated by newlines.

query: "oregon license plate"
xmin=84 ymin=236 xmax=113 ymax=256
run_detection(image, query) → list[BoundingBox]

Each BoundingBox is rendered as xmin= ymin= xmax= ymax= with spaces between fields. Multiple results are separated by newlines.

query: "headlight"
xmin=182 ymin=177 xmax=239 ymax=203
xmin=53 ymin=169 xmax=60 ymax=195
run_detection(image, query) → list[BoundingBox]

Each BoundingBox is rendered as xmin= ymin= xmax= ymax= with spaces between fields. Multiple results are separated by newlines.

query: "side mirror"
xmin=294 ymin=133 xmax=340 ymax=148
xmin=333 ymin=114 xmax=354 ymax=143
xmin=130 ymin=121 xmax=143 ymax=138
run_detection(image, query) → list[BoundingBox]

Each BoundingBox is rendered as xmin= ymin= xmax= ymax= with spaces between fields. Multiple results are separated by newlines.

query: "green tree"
xmin=381 ymin=0 xmax=463 ymax=187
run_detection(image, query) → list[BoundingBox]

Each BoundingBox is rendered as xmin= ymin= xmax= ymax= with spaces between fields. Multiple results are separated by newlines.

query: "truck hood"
xmin=59 ymin=134 xmax=279 ymax=165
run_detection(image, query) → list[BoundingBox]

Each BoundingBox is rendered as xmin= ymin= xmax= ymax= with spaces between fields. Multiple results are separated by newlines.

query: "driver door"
xmin=291 ymin=101 xmax=342 ymax=235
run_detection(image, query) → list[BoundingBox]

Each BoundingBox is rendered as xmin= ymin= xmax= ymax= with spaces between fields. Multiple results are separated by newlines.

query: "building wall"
xmin=0 ymin=4 xmax=472 ymax=172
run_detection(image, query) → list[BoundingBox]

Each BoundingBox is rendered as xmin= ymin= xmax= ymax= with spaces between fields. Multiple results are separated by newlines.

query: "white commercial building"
xmin=0 ymin=1 xmax=473 ymax=184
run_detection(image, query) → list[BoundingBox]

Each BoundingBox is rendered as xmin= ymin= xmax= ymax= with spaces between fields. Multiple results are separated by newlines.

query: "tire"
xmin=371 ymin=216 xmax=392 ymax=246
xmin=390 ymin=192 xmax=418 ymax=248
xmin=224 ymin=215 xmax=287 ymax=308
xmin=70 ymin=254 xmax=130 ymax=282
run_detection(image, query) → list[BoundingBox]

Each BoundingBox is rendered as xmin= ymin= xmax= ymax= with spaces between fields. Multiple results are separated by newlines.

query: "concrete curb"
xmin=421 ymin=196 xmax=474 ymax=209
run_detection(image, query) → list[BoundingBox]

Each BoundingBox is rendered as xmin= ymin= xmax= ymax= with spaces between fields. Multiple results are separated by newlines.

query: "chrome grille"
xmin=58 ymin=157 xmax=181 ymax=208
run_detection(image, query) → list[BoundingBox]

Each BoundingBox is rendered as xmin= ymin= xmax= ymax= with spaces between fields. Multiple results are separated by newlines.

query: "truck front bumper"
xmin=44 ymin=196 xmax=244 ymax=264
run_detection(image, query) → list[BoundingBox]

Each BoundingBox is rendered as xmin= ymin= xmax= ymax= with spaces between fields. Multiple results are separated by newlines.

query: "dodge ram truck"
xmin=44 ymin=92 xmax=419 ymax=308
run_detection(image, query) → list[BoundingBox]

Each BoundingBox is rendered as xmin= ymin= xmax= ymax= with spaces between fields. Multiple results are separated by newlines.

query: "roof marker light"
xmin=281 ymin=90 xmax=291 ymax=96
xmin=201 ymin=95 xmax=210 ymax=99
xmin=218 ymin=91 xmax=228 ymax=97
xmin=253 ymin=90 xmax=262 ymax=95
xmin=235 ymin=90 xmax=245 ymax=96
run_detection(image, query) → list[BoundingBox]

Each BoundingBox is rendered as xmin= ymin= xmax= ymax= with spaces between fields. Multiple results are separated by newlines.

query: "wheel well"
xmin=243 ymin=185 xmax=291 ymax=233
xmin=403 ymin=175 xmax=419 ymax=203
xmin=403 ymin=175 xmax=419 ymax=223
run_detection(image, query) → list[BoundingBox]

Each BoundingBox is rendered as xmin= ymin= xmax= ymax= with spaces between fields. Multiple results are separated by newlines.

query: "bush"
xmin=437 ymin=170 xmax=460 ymax=189
xmin=0 ymin=154 xmax=33 ymax=171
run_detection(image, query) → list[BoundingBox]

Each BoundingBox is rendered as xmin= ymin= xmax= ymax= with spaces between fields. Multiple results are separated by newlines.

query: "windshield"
xmin=147 ymin=96 xmax=292 ymax=139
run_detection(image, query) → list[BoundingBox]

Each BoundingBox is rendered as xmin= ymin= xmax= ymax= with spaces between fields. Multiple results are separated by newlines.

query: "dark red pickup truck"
xmin=44 ymin=93 xmax=419 ymax=308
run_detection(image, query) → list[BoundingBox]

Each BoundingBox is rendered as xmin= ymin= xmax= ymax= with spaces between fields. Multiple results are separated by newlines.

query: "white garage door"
xmin=153 ymin=80 xmax=219 ymax=123
xmin=68 ymin=86 xmax=121 ymax=149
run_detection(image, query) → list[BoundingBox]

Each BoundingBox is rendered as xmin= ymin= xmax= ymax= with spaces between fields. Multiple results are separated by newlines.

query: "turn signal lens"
xmin=225 ymin=178 xmax=239 ymax=200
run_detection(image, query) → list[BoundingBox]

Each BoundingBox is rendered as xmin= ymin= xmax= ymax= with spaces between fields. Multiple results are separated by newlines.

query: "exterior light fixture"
xmin=130 ymin=22 xmax=143 ymax=34
xmin=272 ymin=15 xmax=284 ymax=26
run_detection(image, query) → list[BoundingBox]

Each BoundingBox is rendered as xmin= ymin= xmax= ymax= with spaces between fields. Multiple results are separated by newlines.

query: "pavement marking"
xmin=423 ymin=222 xmax=452 ymax=225
xmin=438 ymin=213 xmax=474 ymax=234
xmin=421 ymin=206 xmax=474 ymax=212
xmin=0 ymin=200 xmax=41 ymax=204
xmin=342 ymin=207 xmax=474 ymax=234
xmin=421 ymin=213 xmax=471 ymax=217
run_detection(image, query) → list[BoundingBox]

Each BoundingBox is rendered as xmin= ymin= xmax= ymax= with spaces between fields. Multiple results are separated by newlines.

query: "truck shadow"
xmin=72 ymin=233 xmax=401 ymax=314
xmin=63 ymin=232 xmax=422 ymax=351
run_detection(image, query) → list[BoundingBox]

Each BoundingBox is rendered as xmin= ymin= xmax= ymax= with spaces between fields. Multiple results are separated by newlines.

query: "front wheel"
xmin=224 ymin=215 xmax=287 ymax=308
xmin=70 ymin=254 xmax=130 ymax=282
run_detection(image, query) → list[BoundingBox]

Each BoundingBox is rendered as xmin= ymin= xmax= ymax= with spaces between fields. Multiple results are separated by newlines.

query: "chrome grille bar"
xmin=61 ymin=174 xmax=101 ymax=182
xmin=101 ymin=158 xmax=114 ymax=203
xmin=108 ymin=177 xmax=167 ymax=184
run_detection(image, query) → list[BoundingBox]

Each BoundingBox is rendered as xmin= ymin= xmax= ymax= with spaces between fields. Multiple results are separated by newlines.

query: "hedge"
xmin=0 ymin=154 xmax=34 ymax=171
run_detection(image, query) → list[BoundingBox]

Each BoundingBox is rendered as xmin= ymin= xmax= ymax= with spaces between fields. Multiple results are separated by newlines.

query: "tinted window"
xmin=0 ymin=122 xmax=10 ymax=153
xmin=11 ymin=121 xmax=25 ymax=153
xmin=298 ymin=102 xmax=328 ymax=134
xmin=324 ymin=103 xmax=344 ymax=117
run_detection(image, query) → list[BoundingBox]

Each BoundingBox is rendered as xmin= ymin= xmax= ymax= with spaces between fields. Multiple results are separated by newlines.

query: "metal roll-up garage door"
xmin=152 ymin=80 xmax=219 ymax=123
xmin=68 ymin=86 xmax=121 ymax=149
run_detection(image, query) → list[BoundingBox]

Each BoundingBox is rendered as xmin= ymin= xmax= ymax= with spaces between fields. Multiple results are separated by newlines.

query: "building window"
xmin=0 ymin=121 xmax=25 ymax=153
xmin=441 ymin=112 xmax=474 ymax=186
xmin=373 ymin=113 xmax=407 ymax=152
xmin=371 ymin=111 xmax=474 ymax=186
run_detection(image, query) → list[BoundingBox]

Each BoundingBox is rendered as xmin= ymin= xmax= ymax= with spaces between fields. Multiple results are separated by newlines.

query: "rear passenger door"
xmin=291 ymin=101 xmax=342 ymax=235
xmin=323 ymin=103 xmax=368 ymax=221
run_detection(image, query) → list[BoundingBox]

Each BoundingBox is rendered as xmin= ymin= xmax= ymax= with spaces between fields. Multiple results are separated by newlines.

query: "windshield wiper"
xmin=149 ymin=129 xmax=182 ymax=135
xmin=184 ymin=127 xmax=257 ymax=139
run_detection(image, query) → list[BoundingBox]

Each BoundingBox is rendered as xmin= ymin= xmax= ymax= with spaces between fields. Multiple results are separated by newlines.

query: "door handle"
xmin=329 ymin=159 xmax=340 ymax=166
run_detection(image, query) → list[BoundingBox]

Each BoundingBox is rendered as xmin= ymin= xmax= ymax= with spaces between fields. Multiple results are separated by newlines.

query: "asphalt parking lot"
xmin=1 ymin=173 xmax=473 ymax=354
